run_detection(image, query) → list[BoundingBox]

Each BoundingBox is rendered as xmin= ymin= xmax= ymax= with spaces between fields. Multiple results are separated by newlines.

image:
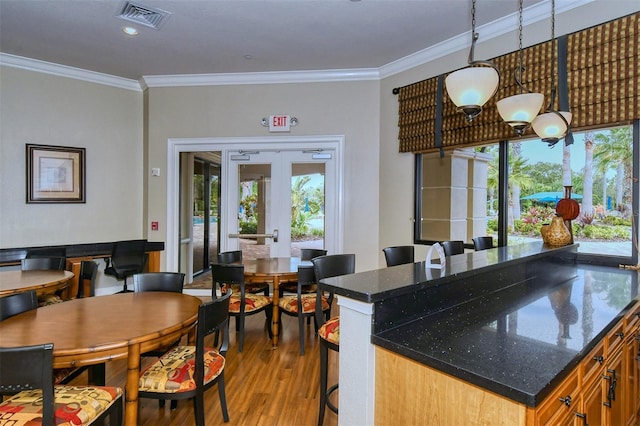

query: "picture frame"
xmin=26 ymin=144 xmax=85 ymax=203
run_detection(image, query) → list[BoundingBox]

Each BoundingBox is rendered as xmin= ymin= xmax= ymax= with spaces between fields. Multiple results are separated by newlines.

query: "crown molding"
xmin=142 ymin=68 xmax=380 ymax=87
xmin=0 ymin=53 xmax=142 ymax=92
xmin=0 ymin=0 xmax=595 ymax=89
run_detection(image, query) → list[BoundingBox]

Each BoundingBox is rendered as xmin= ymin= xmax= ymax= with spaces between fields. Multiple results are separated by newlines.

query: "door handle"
xmin=229 ymin=229 xmax=278 ymax=242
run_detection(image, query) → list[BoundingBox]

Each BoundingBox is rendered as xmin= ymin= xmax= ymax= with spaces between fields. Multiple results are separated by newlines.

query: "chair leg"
xmin=109 ymin=394 xmax=123 ymax=426
xmin=318 ymin=341 xmax=329 ymax=426
xmin=238 ymin=314 xmax=245 ymax=353
xmin=298 ymin=313 xmax=306 ymax=355
xmin=218 ymin=372 xmax=230 ymax=422
xmin=266 ymin=308 xmax=273 ymax=339
xmin=193 ymin=390 xmax=205 ymax=426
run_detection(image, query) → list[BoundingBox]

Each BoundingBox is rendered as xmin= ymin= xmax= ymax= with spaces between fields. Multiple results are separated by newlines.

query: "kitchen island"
xmin=318 ymin=242 xmax=639 ymax=425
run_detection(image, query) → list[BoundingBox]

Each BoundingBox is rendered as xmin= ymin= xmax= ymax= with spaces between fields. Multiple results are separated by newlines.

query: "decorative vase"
xmin=545 ymin=215 xmax=572 ymax=246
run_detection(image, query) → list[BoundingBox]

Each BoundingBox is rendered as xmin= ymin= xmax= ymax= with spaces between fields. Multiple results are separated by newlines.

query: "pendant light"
xmin=496 ymin=0 xmax=544 ymax=135
xmin=445 ymin=0 xmax=500 ymax=122
xmin=531 ymin=0 xmax=572 ymax=146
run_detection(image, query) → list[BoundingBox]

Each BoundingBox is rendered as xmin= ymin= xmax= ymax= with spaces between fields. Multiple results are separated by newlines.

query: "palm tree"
xmin=582 ymin=132 xmax=595 ymax=217
xmin=593 ymin=127 xmax=633 ymax=216
xmin=507 ymin=148 xmax=533 ymax=226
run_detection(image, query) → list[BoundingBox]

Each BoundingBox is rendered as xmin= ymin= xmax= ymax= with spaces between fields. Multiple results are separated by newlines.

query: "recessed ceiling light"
xmin=244 ymin=55 xmax=253 ymax=60
xmin=122 ymin=26 xmax=139 ymax=36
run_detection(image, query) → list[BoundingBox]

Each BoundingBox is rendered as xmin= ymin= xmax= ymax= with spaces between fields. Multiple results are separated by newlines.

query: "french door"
xmin=223 ymin=149 xmax=337 ymax=260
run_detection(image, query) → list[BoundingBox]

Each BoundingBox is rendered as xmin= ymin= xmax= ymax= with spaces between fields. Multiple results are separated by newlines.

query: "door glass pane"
xmin=209 ymin=163 xmax=220 ymax=266
xmin=238 ymin=163 xmax=271 ymax=260
xmin=291 ymin=163 xmax=325 ymax=257
xmin=192 ymin=160 xmax=205 ymax=273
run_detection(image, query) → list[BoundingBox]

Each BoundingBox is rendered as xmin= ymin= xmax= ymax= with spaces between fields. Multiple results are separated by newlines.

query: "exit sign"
xmin=269 ymin=115 xmax=291 ymax=132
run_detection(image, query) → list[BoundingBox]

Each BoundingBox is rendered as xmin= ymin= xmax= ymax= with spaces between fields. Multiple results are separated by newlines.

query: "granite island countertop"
xmin=318 ymin=242 xmax=639 ymax=407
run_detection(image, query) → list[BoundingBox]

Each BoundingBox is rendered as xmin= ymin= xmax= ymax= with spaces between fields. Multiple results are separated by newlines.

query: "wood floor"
xmin=75 ymin=298 xmax=340 ymax=426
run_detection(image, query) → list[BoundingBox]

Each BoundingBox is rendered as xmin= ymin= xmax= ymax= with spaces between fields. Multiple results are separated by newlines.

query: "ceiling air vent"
xmin=116 ymin=1 xmax=171 ymax=30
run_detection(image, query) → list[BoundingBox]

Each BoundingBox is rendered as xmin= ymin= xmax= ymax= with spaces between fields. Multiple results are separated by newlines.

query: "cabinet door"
xmin=604 ymin=348 xmax=624 ymax=426
xmin=582 ymin=373 xmax=605 ymax=426
xmin=623 ymin=330 xmax=639 ymax=425
xmin=535 ymin=371 xmax=579 ymax=425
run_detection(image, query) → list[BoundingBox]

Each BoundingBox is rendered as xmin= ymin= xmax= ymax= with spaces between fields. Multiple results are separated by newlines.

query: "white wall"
xmin=145 ymin=81 xmax=382 ymax=272
xmin=0 ymin=67 xmax=144 ymax=246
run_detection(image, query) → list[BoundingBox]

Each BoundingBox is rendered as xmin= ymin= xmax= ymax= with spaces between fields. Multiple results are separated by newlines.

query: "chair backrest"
xmin=26 ymin=247 xmax=67 ymax=259
xmin=0 ymin=290 xmax=38 ymax=321
xmin=0 ymin=343 xmax=56 ymax=422
xmin=211 ymin=263 xmax=245 ymax=299
xmin=110 ymin=239 xmax=148 ymax=272
xmin=77 ymin=260 xmax=98 ymax=298
xmin=300 ymin=248 xmax=328 ymax=261
xmin=194 ymin=291 xmax=232 ymax=385
xmin=312 ymin=254 xmax=356 ymax=325
xmin=21 ymin=257 xmax=65 ymax=271
xmin=382 ymin=246 xmax=415 ymax=267
xmin=215 ymin=250 xmax=242 ymax=264
xmin=472 ymin=236 xmax=494 ymax=251
xmin=133 ymin=272 xmax=185 ymax=293
xmin=297 ymin=265 xmax=316 ymax=287
xmin=312 ymin=254 xmax=356 ymax=281
xmin=441 ymin=241 xmax=464 ymax=256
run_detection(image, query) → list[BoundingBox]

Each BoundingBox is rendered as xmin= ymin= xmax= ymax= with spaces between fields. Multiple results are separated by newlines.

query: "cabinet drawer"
xmin=606 ymin=321 xmax=625 ymax=354
xmin=624 ymin=300 xmax=640 ymax=334
xmin=535 ymin=371 xmax=579 ymax=426
xmin=582 ymin=340 xmax=605 ymax=385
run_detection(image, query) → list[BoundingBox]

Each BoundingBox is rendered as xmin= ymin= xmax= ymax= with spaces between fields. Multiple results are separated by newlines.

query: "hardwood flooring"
xmin=75 ymin=297 xmax=339 ymax=426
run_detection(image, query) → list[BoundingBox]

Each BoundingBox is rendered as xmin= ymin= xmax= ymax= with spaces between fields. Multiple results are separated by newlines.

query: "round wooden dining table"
xmin=0 ymin=292 xmax=201 ymax=426
xmin=242 ymin=257 xmax=310 ymax=348
xmin=0 ymin=269 xmax=74 ymax=298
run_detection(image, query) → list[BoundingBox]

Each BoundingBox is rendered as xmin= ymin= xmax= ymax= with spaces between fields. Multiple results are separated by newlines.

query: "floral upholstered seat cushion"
xmin=139 ymin=345 xmax=225 ymax=393
xmin=0 ymin=385 xmax=122 ymax=426
xmin=318 ymin=316 xmax=340 ymax=345
xmin=278 ymin=294 xmax=329 ymax=314
xmin=228 ymin=293 xmax=271 ymax=313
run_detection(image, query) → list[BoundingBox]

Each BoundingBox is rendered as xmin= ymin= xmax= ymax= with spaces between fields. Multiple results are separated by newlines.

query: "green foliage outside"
xmin=238 ymin=175 xmax=325 ymax=241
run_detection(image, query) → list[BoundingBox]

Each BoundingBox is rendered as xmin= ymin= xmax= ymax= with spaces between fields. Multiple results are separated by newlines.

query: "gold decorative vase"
xmin=544 ymin=215 xmax=572 ymax=246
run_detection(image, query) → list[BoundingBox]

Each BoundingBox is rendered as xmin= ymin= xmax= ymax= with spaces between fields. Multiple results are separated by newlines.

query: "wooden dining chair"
xmin=77 ymin=260 xmax=98 ymax=298
xmin=441 ymin=240 xmax=465 ymax=256
xmin=211 ymin=263 xmax=272 ymax=352
xmin=280 ymin=248 xmax=328 ymax=295
xmin=0 ymin=343 xmax=123 ymax=425
xmin=21 ymin=256 xmax=67 ymax=305
xmin=382 ymin=245 xmax=415 ymax=267
xmin=278 ymin=265 xmax=331 ymax=355
xmin=214 ymin=250 xmax=269 ymax=296
xmin=473 ymin=236 xmax=494 ymax=251
xmin=0 ymin=290 xmax=37 ymax=322
xmin=138 ymin=291 xmax=232 ymax=424
xmin=21 ymin=257 xmax=65 ymax=271
xmin=312 ymin=253 xmax=356 ymax=426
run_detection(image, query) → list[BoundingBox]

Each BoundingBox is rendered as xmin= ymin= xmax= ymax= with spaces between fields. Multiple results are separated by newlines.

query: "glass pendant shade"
xmin=445 ymin=66 xmax=500 ymax=121
xmin=531 ymin=110 xmax=572 ymax=143
xmin=496 ymin=93 xmax=544 ymax=134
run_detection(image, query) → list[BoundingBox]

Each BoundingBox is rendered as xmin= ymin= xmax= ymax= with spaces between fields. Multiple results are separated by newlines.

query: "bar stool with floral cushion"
xmin=311 ymin=253 xmax=356 ymax=426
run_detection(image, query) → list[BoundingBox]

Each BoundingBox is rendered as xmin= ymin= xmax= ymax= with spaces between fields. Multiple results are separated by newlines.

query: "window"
xmin=415 ymin=123 xmax=638 ymax=266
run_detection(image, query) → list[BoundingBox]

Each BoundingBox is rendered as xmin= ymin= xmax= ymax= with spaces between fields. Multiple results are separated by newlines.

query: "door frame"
xmin=166 ymin=135 xmax=345 ymax=272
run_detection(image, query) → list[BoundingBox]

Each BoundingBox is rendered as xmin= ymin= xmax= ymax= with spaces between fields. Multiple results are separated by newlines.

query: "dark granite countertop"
xmin=319 ymin=242 xmax=576 ymax=303
xmin=373 ymin=263 xmax=639 ymax=406
xmin=318 ymin=242 xmax=639 ymax=407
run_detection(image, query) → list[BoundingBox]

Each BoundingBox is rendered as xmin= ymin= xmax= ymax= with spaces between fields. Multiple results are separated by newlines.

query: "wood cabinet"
xmin=375 ymin=300 xmax=640 ymax=426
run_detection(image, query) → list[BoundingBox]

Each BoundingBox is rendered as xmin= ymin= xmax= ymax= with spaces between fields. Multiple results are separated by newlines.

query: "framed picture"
xmin=26 ymin=144 xmax=85 ymax=203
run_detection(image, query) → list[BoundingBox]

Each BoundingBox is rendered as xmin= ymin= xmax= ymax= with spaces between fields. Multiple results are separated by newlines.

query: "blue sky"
xmin=519 ymin=133 xmax=587 ymax=173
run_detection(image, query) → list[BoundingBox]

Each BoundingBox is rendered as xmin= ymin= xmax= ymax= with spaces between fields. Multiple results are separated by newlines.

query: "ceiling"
xmin=1 ymin=0 xmax=553 ymax=82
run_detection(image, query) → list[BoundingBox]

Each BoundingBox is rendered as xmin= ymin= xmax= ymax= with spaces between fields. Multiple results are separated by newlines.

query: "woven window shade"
xmin=397 ymin=12 xmax=639 ymax=154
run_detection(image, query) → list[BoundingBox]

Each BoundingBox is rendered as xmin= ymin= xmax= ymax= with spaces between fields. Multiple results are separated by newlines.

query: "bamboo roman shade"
xmin=397 ymin=12 xmax=639 ymax=154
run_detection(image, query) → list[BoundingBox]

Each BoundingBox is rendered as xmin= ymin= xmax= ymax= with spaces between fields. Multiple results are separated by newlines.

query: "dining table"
xmin=0 ymin=269 xmax=74 ymax=299
xmin=0 ymin=292 xmax=201 ymax=426
xmin=242 ymin=257 xmax=310 ymax=348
